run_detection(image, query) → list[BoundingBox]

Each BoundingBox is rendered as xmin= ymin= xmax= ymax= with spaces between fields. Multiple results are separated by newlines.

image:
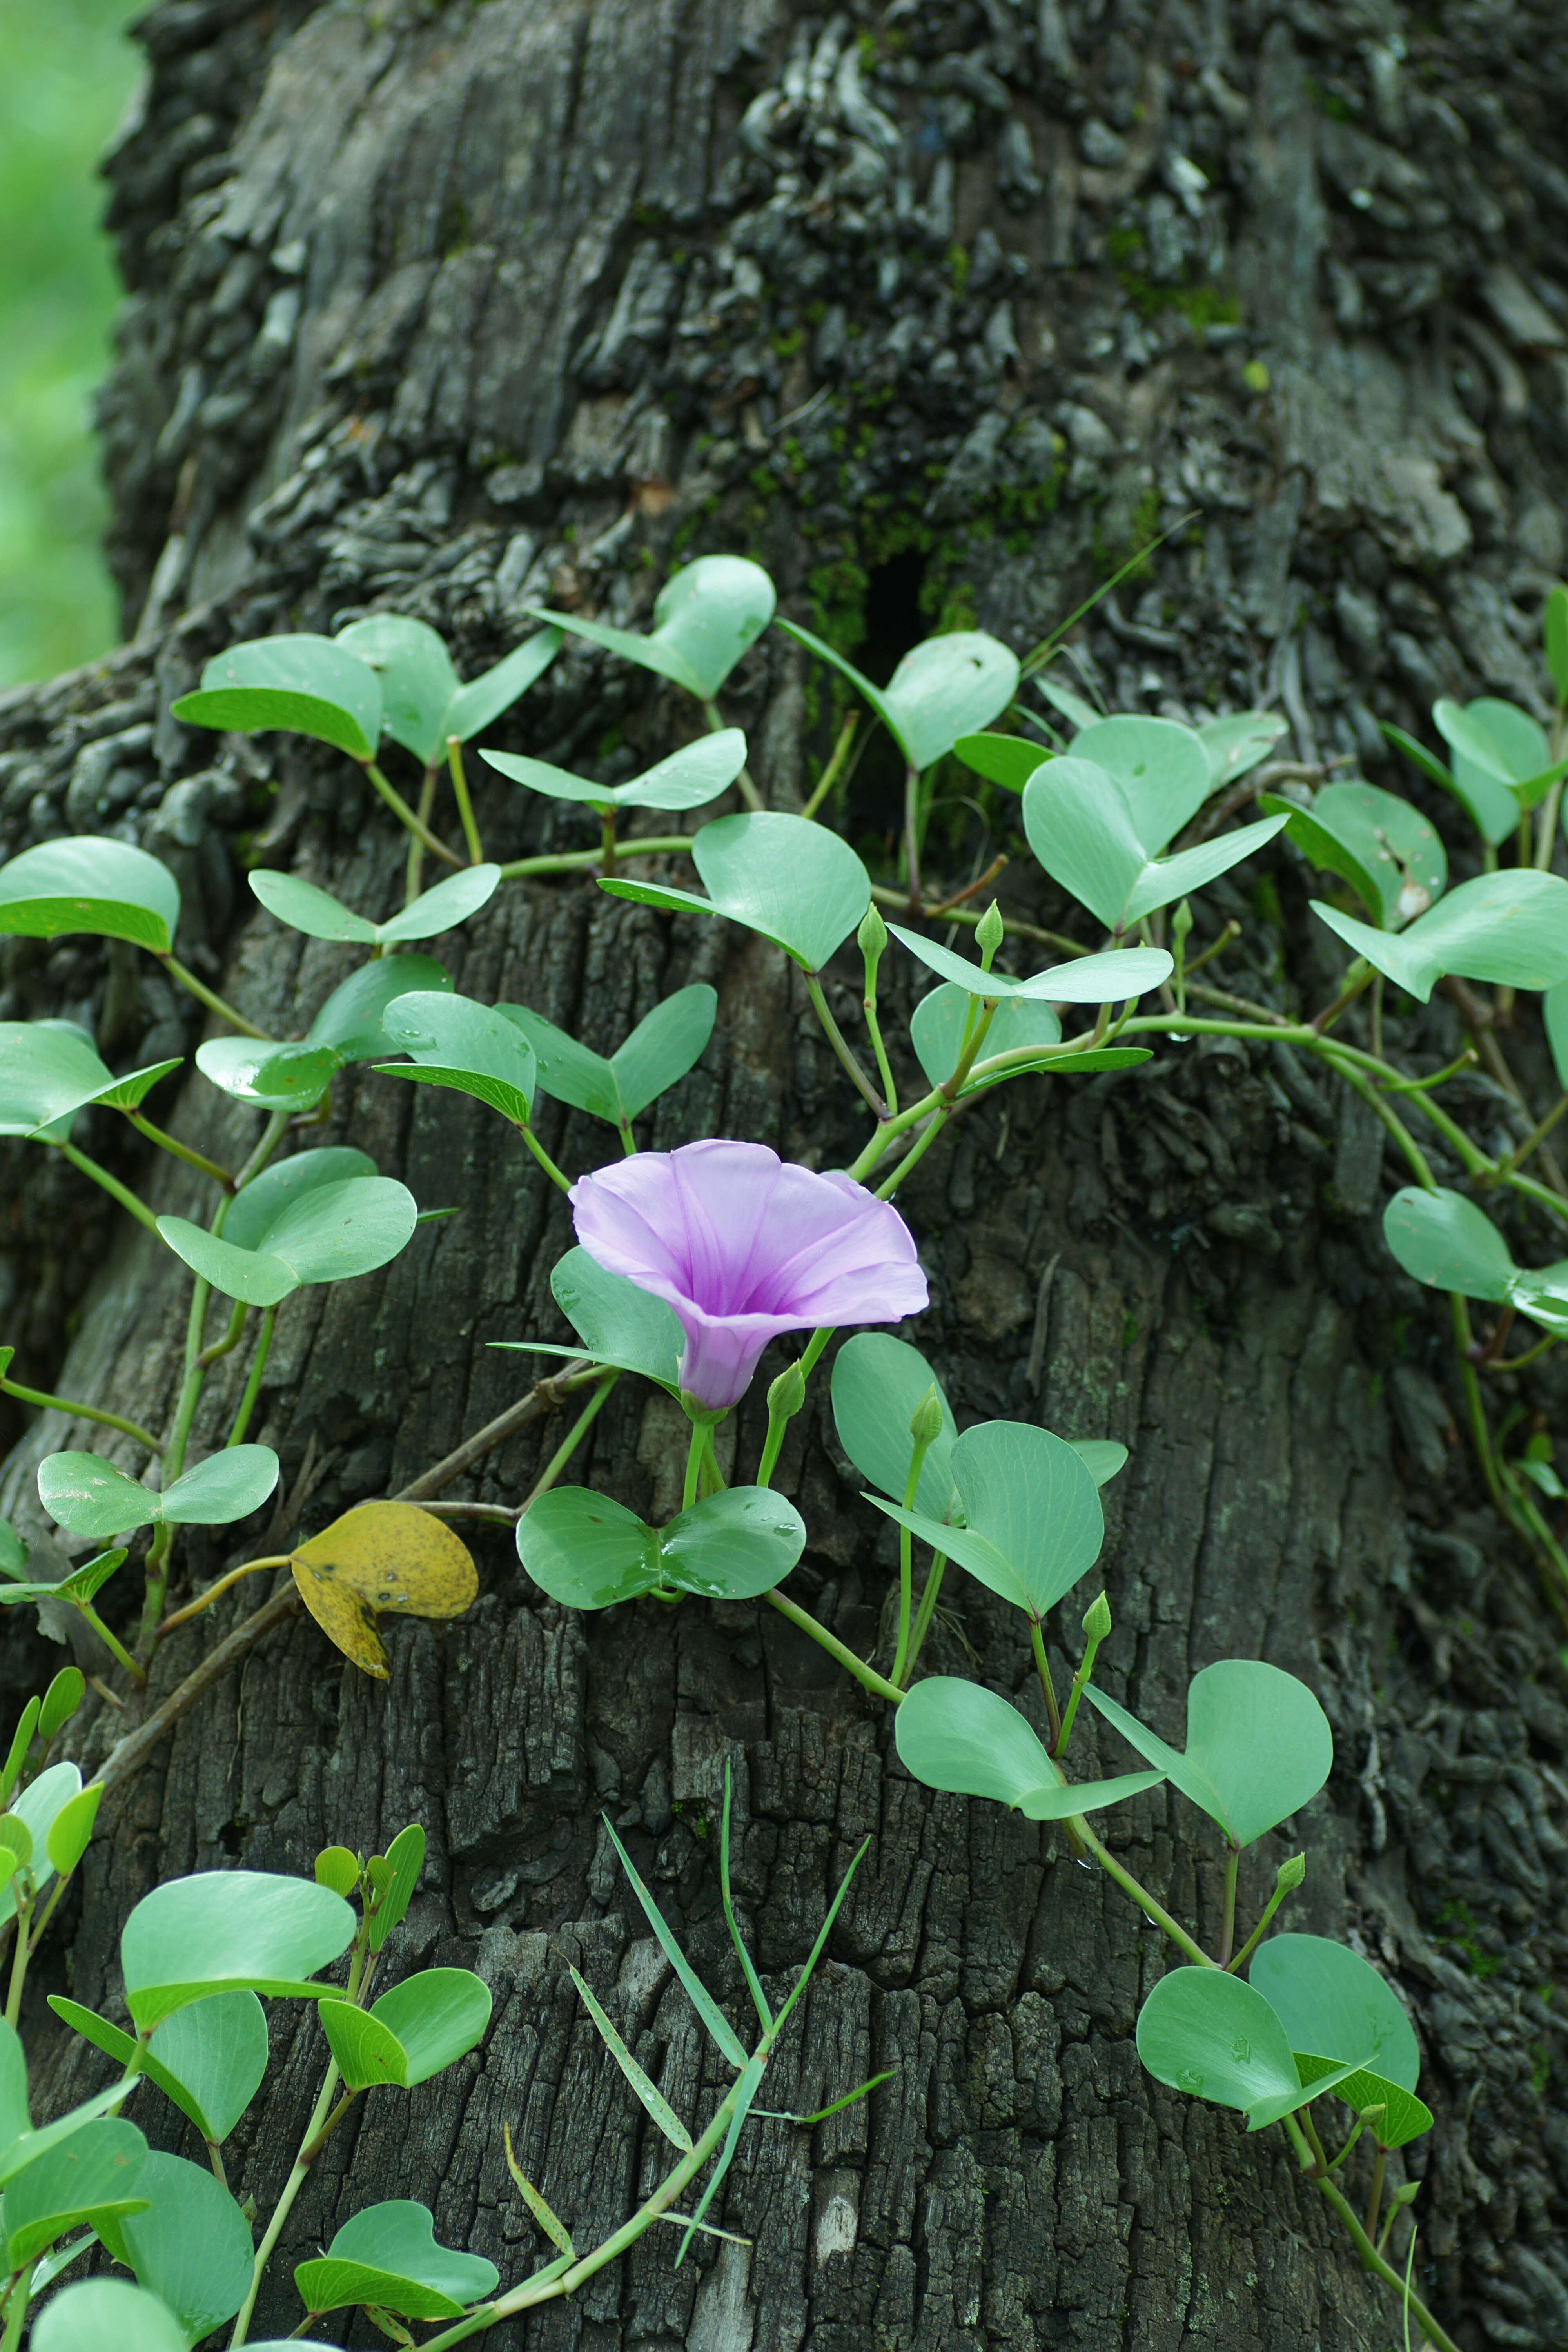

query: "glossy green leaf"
xmin=294 ymin=2200 xmax=499 ymax=2322
xmin=0 ymin=1020 xmax=181 ymax=1141
xmin=1382 ymin=1187 xmax=1515 ymax=1303
xmin=542 ymin=1246 xmax=684 ymax=1384
xmin=1070 ymin=1439 xmax=1128 ymax=1486
xmin=1136 ymin=1968 xmax=1367 ymax=2131
xmin=480 ymin=730 xmax=746 ymax=812
xmin=45 ymin=1784 xmax=101 ymax=1878
xmin=1261 ymin=782 xmax=1446 ymax=929
xmin=316 ymin=2001 xmax=408 ymax=2092
xmin=1023 ymin=757 xmax=1287 ymax=929
xmin=952 ymin=732 xmax=1050 ymax=793
xmin=0 ymin=1700 xmax=37 ymax=1806
xmin=1545 ymin=980 xmax=1568 ymax=1092
xmin=120 ymin=1869 xmax=356 ymax=2027
xmin=0 ymin=1521 xmax=27 ymax=1581
xmin=373 ymin=985 xmax=537 ymax=1125
xmin=172 ymin=635 xmax=381 ymax=762
xmin=888 ymin=927 xmax=1171 ymax=1005
xmin=368 ymin=1820 xmax=425 ymax=1952
xmin=1199 ymin=711 xmax=1289 ymax=786
xmin=602 ymin=810 xmax=871 ymax=973
xmin=224 ymin=1147 xmax=379 ymax=1246
xmin=38 ymin=1666 xmax=84 ymax=1742
xmin=910 ymin=984 xmax=1061 ymax=1091
xmin=778 ymin=619 xmax=1019 ymax=771
xmin=870 ymin=1421 xmax=1103 ymax=1620
xmin=334 ymin=615 xmax=458 ymax=766
xmin=1291 ymin=2053 xmax=1433 ymax=2148
xmin=1312 ymin=869 xmax=1568 ymax=1002
xmin=1034 ymin=676 xmax=1101 ymax=731
xmin=319 ymin=1968 xmax=491 ymax=2092
xmin=96 ymin=2150 xmax=253 ymax=2344
xmin=198 ymin=962 xmax=456 ymax=1112
xmin=0 ymin=2021 xmax=28 ymax=2157
xmin=0 ymin=1762 xmax=83 ymax=1927
xmin=658 ymin=1487 xmax=806 ymax=1599
xmin=1435 ymin=696 xmax=1565 ymax=816
xmin=0 ymin=838 xmax=181 ymax=955
xmin=1085 ymin=1657 xmax=1333 ymax=1847
xmin=250 ymin=863 xmax=498 ymax=948
xmin=32 ymin=2279 xmax=191 ymax=2352
xmin=162 ymin=1445 xmax=279 ymax=1526
xmin=1249 ymin=1935 xmax=1420 ymax=2094
xmin=195 ymin=1036 xmax=341 ymax=1111
xmin=1071 ymin=715 xmax=1216 ymax=854
xmin=309 ymin=955 xmax=454 ymax=1056
xmin=830 ymin=1334 xmax=959 ymax=1518
xmin=1546 ymin=584 xmax=1568 ymax=704
xmin=38 ymin=1454 xmax=155 ymax=1540
xmin=499 ymin=982 xmax=715 ymax=1134
xmin=1 ymin=2116 xmax=149 ymax=2267
xmin=158 ymin=1175 xmax=417 ymax=1308
xmin=895 ymin=1677 xmax=1164 ymax=1819
xmin=51 ymin=1990 xmax=269 ymax=2147
xmin=570 ymin=1964 xmax=692 ymax=2151
xmin=533 ymin=554 xmax=775 ymax=699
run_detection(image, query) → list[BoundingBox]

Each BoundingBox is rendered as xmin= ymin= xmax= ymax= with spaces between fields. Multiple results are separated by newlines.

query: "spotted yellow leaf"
xmin=290 ymin=1502 xmax=477 ymax=1679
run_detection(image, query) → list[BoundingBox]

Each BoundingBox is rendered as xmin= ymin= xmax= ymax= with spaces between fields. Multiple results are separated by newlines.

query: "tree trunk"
xmin=3 ymin=1 xmax=1568 ymax=2345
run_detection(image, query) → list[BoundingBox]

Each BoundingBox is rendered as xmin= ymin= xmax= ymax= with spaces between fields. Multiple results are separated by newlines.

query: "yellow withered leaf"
xmin=290 ymin=1502 xmax=478 ymax=1679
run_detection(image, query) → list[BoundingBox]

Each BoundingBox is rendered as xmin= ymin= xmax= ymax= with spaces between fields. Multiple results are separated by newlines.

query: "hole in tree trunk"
xmin=844 ymin=549 xmax=929 ymax=846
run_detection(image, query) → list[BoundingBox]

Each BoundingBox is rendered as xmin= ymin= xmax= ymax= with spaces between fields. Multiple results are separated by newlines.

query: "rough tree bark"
xmin=2 ymin=1 xmax=1568 ymax=2346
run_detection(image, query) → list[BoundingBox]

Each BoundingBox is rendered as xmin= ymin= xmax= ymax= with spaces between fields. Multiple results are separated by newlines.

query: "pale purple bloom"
xmin=570 ymin=1139 xmax=929 ymax=1409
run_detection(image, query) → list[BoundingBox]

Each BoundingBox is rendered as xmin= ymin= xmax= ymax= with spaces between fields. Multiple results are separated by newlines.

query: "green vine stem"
xmin=805 ymin=973 xmax=885 ymax=1117
xmin=800 ymin=709 xmax=858 ymax=821
xmin=405 ymin=764 xmax=439 ymax=904
xmin=53 ymin=1140 xmax=158 ymax=1231
xmin=363 ymin=758 xmax=461 ymax=867
xmin=518 ymin=1119 xmax=573 ymax=1194
xmin=701 ymin=699 xmax=764 ymax=813
xmin=158 ymin=953 xmax=269 ymax=1040
xmin=900 ymin=1549 xmax=948 ymax=1684
xmin=1280 ymin=2114 xmax=1456 ymax=2352
xmin=765 ymin=1588 xmax=905 ymax=1707
xmin=227 ymin=1307 xmax=276 ymax=1448
xmin=124 ymin=1111 xmax=234 ymax=1192
xmin=496 ymin=837 xmax=695 ymax=881
xmin=445 ymin=737 xmax=485 ymax=864
xmin=0 ymin=1374 xmax=161 ymax=1454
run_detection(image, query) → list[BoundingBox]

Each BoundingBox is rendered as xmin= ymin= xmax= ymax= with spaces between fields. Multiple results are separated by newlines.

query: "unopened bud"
xmin=975 ymin=899 xmax=1005 ymax=963
xmin=857 ymin=903 xmax=888 ymax=963
xmin=1170 ymin=897 xmax=1194 ymax=950
xmin=767 ymin=1360 xmax=807 ymax=1421
xmin=1081 ymin=1590 xmax=1112 ymax=1644
xmin=909 ymin=1384 xmax=945 ymax=1449
xmin=1276 ymin=1851 xmax=1307 ymax=1892
xmin=1388 ymin=2180 xmax=1422 ymax=2211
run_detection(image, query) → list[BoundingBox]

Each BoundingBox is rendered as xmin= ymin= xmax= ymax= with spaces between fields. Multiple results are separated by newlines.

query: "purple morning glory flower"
xmin=570 ymin=1139 xmax=929 ymax=1410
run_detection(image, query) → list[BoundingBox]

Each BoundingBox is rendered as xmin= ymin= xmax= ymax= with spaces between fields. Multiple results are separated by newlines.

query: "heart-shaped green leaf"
xmin=367 ymin=1821 xmax=425 ymax=1953
xmin=445 ymin=627 xmax=563 ymax=741
xmin=39 ymin=1667 xmax=84 ymax=1740
xmin=518 ymin=1484 xmax=804 ymax=1607
xmin=1382 ymin=1186 xmax=1515 ymax=1302
xmin=294 ymin=2200 xmax=499 ymax=2322
xmin=1291 ymin=2054 xmax=1434 ymax=2149
xmin=318 ymin=1967 xmax=492 ymax=2091
xmin=533 ymin=555 xmax=776 ymax=700
xmin=895 ymin=1676 xmax=1164 ymax=1819
xmin=31 ymin=2280 xmax=195 ymax=2352
xmin=527 ymin=1246 xmax=685 ymax=1385
xmin=1199 ymin=711 xmax=1289 ymax=786
xmin=335 ymin=616 xmax=458 ymax=765
xmin=952 ymin=733 xmax=1051 ymax=793
xmin=870 ymin=1421 xmax=1104 ymax=1619
xmin=0 ymin=838 xmax=180 ymax=955
xmin=195 ymin=1036 xmax=341 ymax=1112
xmin=779 ymin=620 xmax=1019 ymax=772
xmin=95 ymin=2151 xmax=253 ymax=2344
xmin=51 ymin=1990 xmax=268 ymax=2147
xmin=1249 ymin=1933 xmax=1420 ymax=2101
xmin=1262 ymin=782 xmax=1446 ymax=929
xmin=498 ymin=984 xmax=717 ymax=1134
xmin=830 ymin=1334 xmax=959 ymax=1519
xmin=1136 ymin=1968 xmax=1367 ymax=2132
xmin=172 ymin=635 xmax=382 ymax=762
xmin=1313 ymin=869 xmax=1568 ymax=1002
xmin=0 ymin=1021 xmax=181 ymax=1140
xmin=45 ymin=1784 xmax=101 ymax=1879
xmin=250 ymin=863 xmax=499 ymax=947
xmin=480 ymin=730 xmax=746 ymax=812
xmin=158 ymin=1176 xmax=417 ymax=1307
xmin=225 ymin=1147 xmax=377 ymax=1243
xmin=910 ymin=984 xmax=1061 ymax=1091
xmin=196 ymin=958 xmax=455 ymax=1111
xmin=1085 ymin=1658 xmax=1333 ymax=1847
xmin=889 ymin=927 xmax=1172 ymax=1004
xmin=1071 ymin=716 xmax=1215 ymax=855
xmin=0 ymin=2118 xmax=149 ymax=2269
xmin=309 ymin=955 xmax=453 ymax=1053
xmin=0 ymin=1764 xmax=83 ymax=1928
xmin=375 ymin=990 xmax=537 ymax=1125
xmin=1023 ymin=757 xmax=1287 ymax=929
xmin=1435 ymin=696 xmax=1566 ymax=817
xmin=121 ymin=1870 xmax=357 ymax=2027
xmin=602 ymin=809 xmax=871 ymax=973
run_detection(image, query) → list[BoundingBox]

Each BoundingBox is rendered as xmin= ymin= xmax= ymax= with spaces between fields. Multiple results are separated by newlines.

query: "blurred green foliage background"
xmin=0 ymin=0 xmax=143 ymax=690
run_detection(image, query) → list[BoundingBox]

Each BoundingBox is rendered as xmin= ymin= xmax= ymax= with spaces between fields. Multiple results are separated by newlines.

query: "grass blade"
xmin=720 ymin=1762 xmax=772 ymax=2033
xmin=601 ymin=1814 xmax=748 ymax=2068
xmin=675 ymin=2051 xmax=768 ymax=2265
xmin=569 ymin=1964 xmax=693 ymax=2152
xmin=503 ymin=2122 xmax=576 ymax=2259
xmin=773 ymin=1836 xmax=870 ymax=2039
xmin=753 ymin=2069 xmax=895 ymax=2127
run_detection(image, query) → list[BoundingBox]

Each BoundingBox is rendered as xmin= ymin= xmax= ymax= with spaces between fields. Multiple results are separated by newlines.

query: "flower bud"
xmin=858 ymin=902 xmax=889 ymax=962
xmin=767 ymin=1359 xmax=808 ymax=1422
xmin=908 ymin=1384 xmax=945 ymax=1448
xmin=1170 ymin=897 xmax=1194 ymax=951
xmin=1081 ymin=1590 xmax=1112 ymax=1644
xmin=1275 ymin=1851 xmax=1307 ymax=1892
xmin=975 ymin=899 xmax=1005 ymax=964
